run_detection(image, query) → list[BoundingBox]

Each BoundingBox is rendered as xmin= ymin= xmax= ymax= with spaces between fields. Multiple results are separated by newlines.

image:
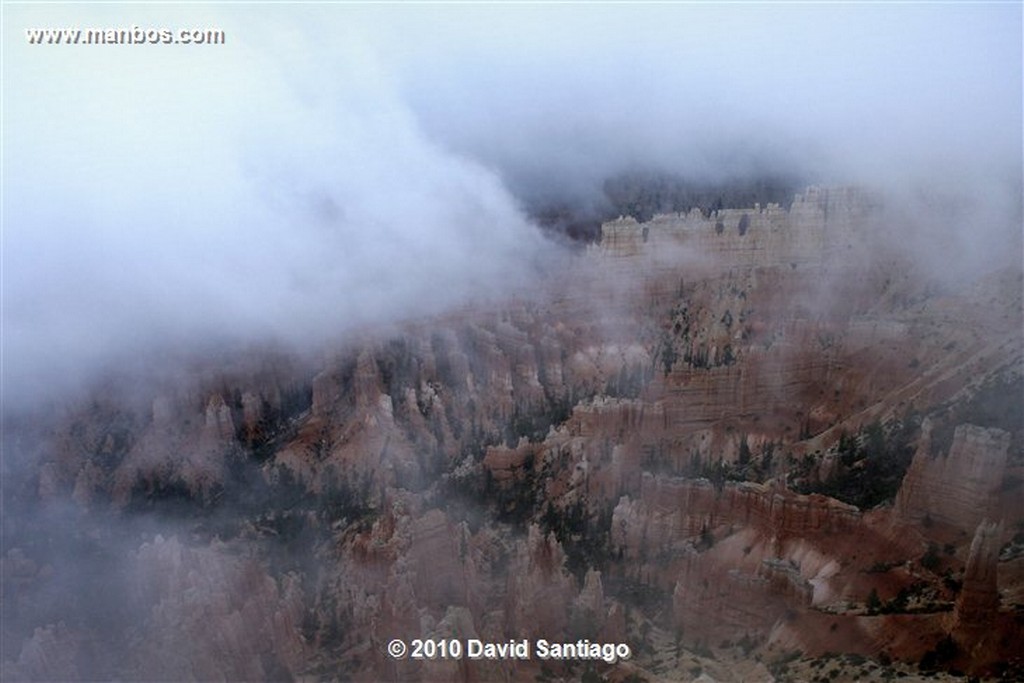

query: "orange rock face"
xmin=4 ymin=187 xmax=1021 ymax=681
xmin=895 ymin=422 xmax=1011 ymax=533
xmin=952 ymin=521 xmax=1002 ymax=638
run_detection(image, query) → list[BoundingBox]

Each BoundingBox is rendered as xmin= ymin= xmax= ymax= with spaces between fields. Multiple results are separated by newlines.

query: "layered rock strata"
xmin=4 ymin=186 xmax=1022 ymax=681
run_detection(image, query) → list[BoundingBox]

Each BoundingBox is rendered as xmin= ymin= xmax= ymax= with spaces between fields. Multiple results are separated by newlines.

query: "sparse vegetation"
xmin=540 ymin=499 xmax=615 ymax=582
xmin=867 ymin=588 xmax=882 ymax=614
xmin=920 ymin=542 xmax=941 ymax=572
xmin=794 ymin=416 xmax=919 ymax=510
xmin=919 ymin=635 xmax=958 ymax=671
xmin=737 ymin=213 xmax=750 ymax=236
xmin=867 ymin=560 xmax=898 ymax=573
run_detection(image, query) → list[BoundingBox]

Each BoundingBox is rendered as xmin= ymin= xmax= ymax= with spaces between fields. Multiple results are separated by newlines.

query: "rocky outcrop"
xmin=598 ymin=186 xmax=874 ymax=270
xmin=308 ymin=499 xmax=590 ymax=681
xmin=611 ymin=474 xmax=861 ymax=572
xmin=108 ymin=392 xmax=238 ymax=506
xmin=505 ymin=525 xmax=576 ymax=638
xmin=28 ymin=353 xmax=314 ymax=510
xmin=4 ymin=535 xmax=308 ymax=682
xmin=127 ymin=535 xmax=307 ymax=681
xmin=673 ymin=552 xmax=807 ymax=645
xmin=7 ymin=623 xmax=87 ymax=683
xmin=6 ymin=186 xmax=1022 ymax=681
xmin=609 ymin=473 xmax=863 ymax=645
xmin=951 ymin=520 xmax=1002 ymax=646
xmin=895 ymin=423 xmax=1010 ymax=532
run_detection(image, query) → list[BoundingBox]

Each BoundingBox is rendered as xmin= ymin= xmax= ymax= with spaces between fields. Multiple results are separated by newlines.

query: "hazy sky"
xmin=3 ymin=2 xmax=1021 ymax=409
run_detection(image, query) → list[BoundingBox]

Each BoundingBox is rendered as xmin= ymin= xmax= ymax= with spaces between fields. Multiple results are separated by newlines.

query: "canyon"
xmin=2 ymin=187 xmax=1021 ymax=682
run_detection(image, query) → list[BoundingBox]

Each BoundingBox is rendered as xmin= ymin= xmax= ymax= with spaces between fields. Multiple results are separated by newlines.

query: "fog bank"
xmin=4 ymin=3 xmax=1020 ymax=410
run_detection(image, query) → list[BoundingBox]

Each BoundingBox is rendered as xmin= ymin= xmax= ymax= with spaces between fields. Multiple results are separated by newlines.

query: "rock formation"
xmin=951 ymin=520 xmax=1002 ymax=646
xmin=3 ymin=186 xmax=1021 ymax=681
xmin=895 ymin=423 xmax=1011 ymax=532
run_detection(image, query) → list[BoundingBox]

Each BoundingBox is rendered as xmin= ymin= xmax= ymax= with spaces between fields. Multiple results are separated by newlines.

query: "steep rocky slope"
xmin=3 ymin=187 xmax=1021 ymax=681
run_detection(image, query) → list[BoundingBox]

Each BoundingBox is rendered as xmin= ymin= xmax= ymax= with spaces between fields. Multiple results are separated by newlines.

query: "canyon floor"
xmin=2 ymin=187 xmax=1022 ymax=682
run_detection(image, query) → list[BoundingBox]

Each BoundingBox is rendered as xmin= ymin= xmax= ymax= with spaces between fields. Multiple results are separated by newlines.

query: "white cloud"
xmin=4 ymin=3 xmax=1020 ymax=409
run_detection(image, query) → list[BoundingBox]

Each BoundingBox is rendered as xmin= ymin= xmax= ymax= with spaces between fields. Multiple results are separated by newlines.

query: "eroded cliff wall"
xmin=4 ymin=186 xmax=1021 ymax=682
